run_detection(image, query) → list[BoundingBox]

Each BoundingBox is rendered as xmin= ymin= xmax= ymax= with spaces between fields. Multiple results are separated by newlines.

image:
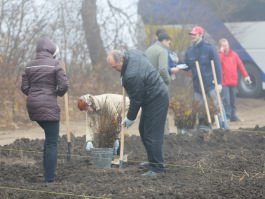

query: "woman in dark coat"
xmin=21 ymin=36 xmax=69 ymax=183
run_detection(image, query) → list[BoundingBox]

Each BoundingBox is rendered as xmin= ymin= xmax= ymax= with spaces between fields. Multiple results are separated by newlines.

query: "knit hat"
xmin=158 ymin=32 xmax=171 ymax=41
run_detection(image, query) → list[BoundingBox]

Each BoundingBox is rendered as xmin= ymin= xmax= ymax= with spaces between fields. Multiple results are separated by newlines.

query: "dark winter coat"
xmin=185 ymin=40 xmax=222 ymax=94
xmin=121 ymin=49 xmax=168 ymax=120
xmin=21 ymin=37 xmax=69 ymax=121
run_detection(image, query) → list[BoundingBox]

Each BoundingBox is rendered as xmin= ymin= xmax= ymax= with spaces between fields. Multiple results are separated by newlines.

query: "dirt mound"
xmin=0 ymin=129 xmax=264 ymax=198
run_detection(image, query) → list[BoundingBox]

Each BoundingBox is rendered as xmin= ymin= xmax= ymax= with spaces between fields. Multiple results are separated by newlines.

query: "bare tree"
xmin=0 ymin=0 xmax=58 ymax=127
xmin=81 ymin=0 xmax=106 ymax=68
xmin=0 ymin=0 xmax=143 ymax=127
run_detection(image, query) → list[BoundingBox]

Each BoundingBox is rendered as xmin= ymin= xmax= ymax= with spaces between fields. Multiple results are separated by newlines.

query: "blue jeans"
xmin=37 ymin=121 xmax=59 ymax=182
xmin=221 ymin=86 xmax=237 ymax=120
xmin=194 ymin=89 xmax=228 ymax=129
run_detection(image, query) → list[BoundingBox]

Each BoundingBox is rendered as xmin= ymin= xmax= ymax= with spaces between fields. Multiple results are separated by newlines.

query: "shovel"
xmin=195 ymin=61 xmax=212 ymax=129
xmin=211 ymin=60 xmax=225 ymax=128
xmin=62 ymin=62 xmax=71 ymax=161
xmin=64 ymin=91 xmax=71 ymax=161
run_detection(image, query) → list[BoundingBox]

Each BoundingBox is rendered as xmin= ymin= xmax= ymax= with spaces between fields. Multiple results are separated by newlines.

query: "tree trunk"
xmin=81 ymin=0 xmax=119 ymax=92
xmin=81 ymin=0 xmax=106 ymax=68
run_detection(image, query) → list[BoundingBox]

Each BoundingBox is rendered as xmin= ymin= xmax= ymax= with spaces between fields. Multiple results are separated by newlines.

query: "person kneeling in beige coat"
xmin=77 ymin=93 xmax=130 ymax=152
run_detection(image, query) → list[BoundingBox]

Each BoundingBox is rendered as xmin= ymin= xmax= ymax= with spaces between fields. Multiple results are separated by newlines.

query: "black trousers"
xmin=37 ymin=121 xmax=59 ymax=182
xmin=139 ymin=90 xmax=169 ymax=172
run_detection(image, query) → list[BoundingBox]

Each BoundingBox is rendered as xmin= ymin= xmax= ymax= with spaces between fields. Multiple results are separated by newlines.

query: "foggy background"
xmin=0 ymin=0 xmax=264 ymax=128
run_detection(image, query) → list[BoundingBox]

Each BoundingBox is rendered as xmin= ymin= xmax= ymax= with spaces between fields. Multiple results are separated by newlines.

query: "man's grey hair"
xmin=111 ymin=50 xmax=125 ymax=63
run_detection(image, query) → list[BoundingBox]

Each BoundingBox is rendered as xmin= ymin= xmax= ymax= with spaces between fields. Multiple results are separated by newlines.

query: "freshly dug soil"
xmin=0 ymin=129 xmax=264 ymax=199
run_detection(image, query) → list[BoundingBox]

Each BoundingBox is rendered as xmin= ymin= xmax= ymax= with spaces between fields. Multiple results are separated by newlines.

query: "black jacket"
xmin=121 ymin=49 xmax=168 ymax=120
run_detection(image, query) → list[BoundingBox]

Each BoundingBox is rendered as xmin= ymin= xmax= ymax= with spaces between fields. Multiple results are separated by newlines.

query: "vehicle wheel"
xmin=237 ymin=63 xmax=262 ymax=98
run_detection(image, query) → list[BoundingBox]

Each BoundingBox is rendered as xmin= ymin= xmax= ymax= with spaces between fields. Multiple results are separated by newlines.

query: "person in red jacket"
xmin=218 ymin=38 xmax=251 ymax=122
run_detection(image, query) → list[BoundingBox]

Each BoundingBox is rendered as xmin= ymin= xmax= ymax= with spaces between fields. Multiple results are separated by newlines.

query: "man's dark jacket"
xmin=185 ymin=40 xmax=222 ymax=94
xmin=21 ymin=37 xmax=69 ymax=121
xmin=121 ymin=49 xmax=168 ymax=120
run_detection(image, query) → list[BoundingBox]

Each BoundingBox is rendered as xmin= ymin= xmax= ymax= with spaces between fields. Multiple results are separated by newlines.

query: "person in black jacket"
xmin=107 ymin=49 xmax=169 ymax=177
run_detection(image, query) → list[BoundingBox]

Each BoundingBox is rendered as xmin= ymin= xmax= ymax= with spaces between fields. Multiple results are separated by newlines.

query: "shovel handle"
xmin=211 ymin=60 xmax=225 ymax=124
xmin=195 ymin=61 xmax=212 ymax=126
xmin=64 ymin=92 xmax=71 ymax=143
xmin=62 ymin=62 xmax=71 ymax=143
xmin=119 ymin=88 xmax=126 ymax=166
xmin=62 ymin=62 xmax=71 ymax=160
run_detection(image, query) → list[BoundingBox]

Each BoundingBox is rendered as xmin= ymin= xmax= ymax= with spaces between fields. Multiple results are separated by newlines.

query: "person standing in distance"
xmin=219 ymin=38 xmax=251 ymax=122
xmin=145 ymin=31 xmax=180 ymax=86
xmin=184 ymin=25 xmax=228 ymax=129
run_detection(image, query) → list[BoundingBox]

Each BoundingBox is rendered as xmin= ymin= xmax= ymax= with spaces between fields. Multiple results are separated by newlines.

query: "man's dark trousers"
xmin=139 ymin=90 xmax=169 ymax=172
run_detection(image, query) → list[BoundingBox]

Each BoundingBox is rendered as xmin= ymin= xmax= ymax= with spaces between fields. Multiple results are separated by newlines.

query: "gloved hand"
xmin=244 ymin=76 xmax=252 ymax=84
xmin=217 ymin=84 xmax=222 ymax=93
xmin=85 ymin=141 xmax=94 ymax=151
xmin=122 ymin=117 xmax=134 ymax=128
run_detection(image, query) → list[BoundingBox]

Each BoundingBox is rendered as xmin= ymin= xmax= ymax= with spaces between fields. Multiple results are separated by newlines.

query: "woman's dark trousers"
xmin=37 ymin=121 xmax=59 ymax=182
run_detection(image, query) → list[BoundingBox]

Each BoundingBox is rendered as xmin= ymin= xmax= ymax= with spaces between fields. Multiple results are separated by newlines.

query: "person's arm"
xmin=124 ymin=76 xmax=144 ymax=121
xmin=55 ymin=63 xmax=69 ymax=96
xmin=21 ymin=71 xmax=30 ymax=96
xmin=183 ymin=50 xmax=191 ymax=72
xmin=235 ymin=53 xmax=251 ymax=83
xmin=168 ymin=67 xmax=172 ymax=75
xmin=235 ymin=53 xmax=248 ymax=77
xmin=158 ymin=51 xmax=170 ymax=84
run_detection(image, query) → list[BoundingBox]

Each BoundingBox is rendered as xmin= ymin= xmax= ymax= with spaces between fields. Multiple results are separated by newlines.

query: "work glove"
xmin=122 ymin=117 xmax=134 ymax=128
xmin=85 ymin=141 xmax=94 ymax=151
xmin=217 ymin=84 xmax=222 ymax=93
xmin=244 ymin=76 xmax=252 ymax=84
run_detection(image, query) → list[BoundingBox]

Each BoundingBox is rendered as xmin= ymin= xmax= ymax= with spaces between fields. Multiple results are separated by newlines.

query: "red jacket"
xmin=219 ymin=49 xmax=248 ymax=86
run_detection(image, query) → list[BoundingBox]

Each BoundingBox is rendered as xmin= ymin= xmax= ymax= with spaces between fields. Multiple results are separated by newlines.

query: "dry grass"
xmin=170 ymin=98 xmax=199 ymax=129
xmin=90 ymin=101 xmax=121 ymax=148
xmin=170 ymin=96 xmax=218 ymax=128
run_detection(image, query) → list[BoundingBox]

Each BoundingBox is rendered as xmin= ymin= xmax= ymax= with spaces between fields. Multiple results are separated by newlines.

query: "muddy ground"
xmin=0 ymin=127 xmax=265 ymax=199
